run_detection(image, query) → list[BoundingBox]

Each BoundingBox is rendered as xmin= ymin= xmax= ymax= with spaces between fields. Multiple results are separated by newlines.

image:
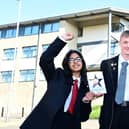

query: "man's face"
xmin=119 ymin=36 xmax=129 ymax=57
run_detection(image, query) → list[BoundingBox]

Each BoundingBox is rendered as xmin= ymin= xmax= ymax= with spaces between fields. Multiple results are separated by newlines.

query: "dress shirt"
xmin=118 ymin=54 xmax=129 ymax=101
xmin=64 ymin=76 xmax=81 ymax=112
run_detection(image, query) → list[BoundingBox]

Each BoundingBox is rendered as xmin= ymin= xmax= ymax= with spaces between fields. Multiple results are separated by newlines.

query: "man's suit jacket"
xmin=20 ymin=37 xmax=91 ymax=129
xmin=99 ymin=55 xmax=119 ymax=129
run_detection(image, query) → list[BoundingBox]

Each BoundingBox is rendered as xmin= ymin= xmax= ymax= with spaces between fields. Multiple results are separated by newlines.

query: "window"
xmin=3 ymin=48 xmax=16 ymax=60
xmin=24 ymin=26 xmax=32 ymax=35
xmin=6 ymin=28 xmax=16 ymax=38
xmin=77 ymin=46 xmax=82 ymax=52
xmin=19 ymin=26 xmax=24 ymax=36
xmin=52 ymin=22 xmax=59 ymax=32
xmin=20 ymin=69 xmax=35 ymax=82
xmin=31 ymin=25 xmax=39 ymax=34
xmin=43 ymin=23 xmax=52 ymax=33
xmin=112 ymin=23 xmax=124 ymax=32
xmin=0 ymin=71 xmax=13 ymax=83
xmin=77 ymin=41 xmax=107 ymax=66
xmin=0 ymin=30 xmax=2 ymax=38
xmin=41 ymin=22 xmax=59 ymax=33
xmin=19 ymin=25 xmax=39 ymax=36
xmin=110 ymin=40 xmax=119 ymax=56
xmin=22 ymin=46 xmax=37 ymax=58
xmin=0 ymin=29 xmax=6 ymax=38
xmin=0 ymin=28 xmax=16 ymax=39
xmin=78 ymin=27 xmax=83 ymax=37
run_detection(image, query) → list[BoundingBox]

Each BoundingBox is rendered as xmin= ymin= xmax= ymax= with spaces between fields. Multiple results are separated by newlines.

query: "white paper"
xmin=87 ymin=71 xmax=107 ymax=94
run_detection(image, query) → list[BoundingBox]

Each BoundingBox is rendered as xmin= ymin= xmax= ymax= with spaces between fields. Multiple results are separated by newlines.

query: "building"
xmin=0 ymin=7 xmax=129 ymax=118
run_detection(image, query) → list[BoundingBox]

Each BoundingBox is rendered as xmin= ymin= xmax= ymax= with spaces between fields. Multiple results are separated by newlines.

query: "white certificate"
xmin=87 ymin=71 xmax=107 ymax=94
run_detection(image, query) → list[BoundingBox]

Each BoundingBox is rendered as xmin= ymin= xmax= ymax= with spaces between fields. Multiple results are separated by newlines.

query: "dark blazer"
xmin=20 ymin=37 xmax=91 ymax=129
xmin=99 ymin=55 xmax=119 ymax=129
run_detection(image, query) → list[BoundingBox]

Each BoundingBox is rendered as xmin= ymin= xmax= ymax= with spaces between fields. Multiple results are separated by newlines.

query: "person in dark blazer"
xmin=20 ymin=32 xmax=94 ymax=129
xmin=99 ymin=30 xmax=129 ymax=129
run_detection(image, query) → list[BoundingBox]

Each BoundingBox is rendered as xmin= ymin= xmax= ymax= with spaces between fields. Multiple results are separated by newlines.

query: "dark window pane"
xmin=112 ymin=23 xmax=124 ymax=32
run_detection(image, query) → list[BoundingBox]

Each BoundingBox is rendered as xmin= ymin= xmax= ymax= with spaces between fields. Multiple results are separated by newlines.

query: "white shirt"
xmin=64 ymin=76 xmax=81 ymax=112
xmin=118 ymin=54 xmax=129 ymax=101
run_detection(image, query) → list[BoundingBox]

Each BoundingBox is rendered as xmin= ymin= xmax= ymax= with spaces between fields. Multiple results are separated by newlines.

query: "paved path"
xmin=0 ymin=96 xmax=102 ymax=129
xmin=0 ymin=119 xmax=99 ymax=129
xmin=82 ymin=119 xmax=99 ymax=129
xmin=0 ymin=126 xmax=19 ymax=129
xmin=0 ymin=119 xmax=21 ymax=129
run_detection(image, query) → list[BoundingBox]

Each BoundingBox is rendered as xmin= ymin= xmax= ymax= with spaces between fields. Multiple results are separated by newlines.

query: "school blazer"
xmin=99 ymin=55 xmax=119 ymax=129
xmin=20 ymin=37 xmax=91 ymax=129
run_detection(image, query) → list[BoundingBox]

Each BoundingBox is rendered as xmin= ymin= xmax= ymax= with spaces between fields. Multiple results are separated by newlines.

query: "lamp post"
xmin=6 ymin=0 xmax=22 ymax=120
xmin=16 ymin=0 xmax=22 ymax=38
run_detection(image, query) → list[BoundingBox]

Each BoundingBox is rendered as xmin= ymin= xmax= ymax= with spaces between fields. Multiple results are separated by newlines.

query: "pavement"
xmin=0 ymin=118 xmax=98 ymax=129
xmin=82 ymin=119 xmax=99 ymax=129
xmin=0 ymin=118 xmax=20 ymax=129
xmin=0 ymin=98 xmax=102 ymax=129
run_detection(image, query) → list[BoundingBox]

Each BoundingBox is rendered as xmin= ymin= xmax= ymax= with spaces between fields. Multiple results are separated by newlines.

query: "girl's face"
xmin=68 ymin=53 xmax=83 ymax=74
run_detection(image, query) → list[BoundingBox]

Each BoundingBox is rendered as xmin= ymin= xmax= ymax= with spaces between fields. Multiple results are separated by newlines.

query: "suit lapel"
xmin=108 ymin=56 xmax=119 ymax=92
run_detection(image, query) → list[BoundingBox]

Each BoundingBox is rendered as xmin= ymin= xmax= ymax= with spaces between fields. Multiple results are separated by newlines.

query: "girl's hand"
xmin=60 ymin=32 xmax=74 ymax=41
xmin=82 ymin=92 xmax=104 ymax=103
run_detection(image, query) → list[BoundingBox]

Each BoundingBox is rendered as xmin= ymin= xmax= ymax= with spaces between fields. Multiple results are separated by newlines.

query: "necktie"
xmin=67 ymin=79 xmax=78 ymax=114
xmin=115 ymin=61 xmax=128 ymax=104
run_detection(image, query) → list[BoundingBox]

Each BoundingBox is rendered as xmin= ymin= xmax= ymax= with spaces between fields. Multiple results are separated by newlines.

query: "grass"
xmin=89 ymin=105 xmax=101 ymax=119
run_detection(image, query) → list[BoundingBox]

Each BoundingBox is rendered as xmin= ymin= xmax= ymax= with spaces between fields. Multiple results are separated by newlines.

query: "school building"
xmin=0 ymin=7 xmax=129 ymax=119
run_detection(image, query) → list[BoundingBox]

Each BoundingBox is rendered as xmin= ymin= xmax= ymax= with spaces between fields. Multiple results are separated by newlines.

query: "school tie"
xmin=67 ymin=79 xmax=78 ymax=114
xmin=115 ymin=61 xmax=128 ymax=104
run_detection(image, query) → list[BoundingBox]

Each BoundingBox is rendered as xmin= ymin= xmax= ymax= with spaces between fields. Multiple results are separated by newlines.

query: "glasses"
xmin=68 ymin=57 xmax=82 ymax=63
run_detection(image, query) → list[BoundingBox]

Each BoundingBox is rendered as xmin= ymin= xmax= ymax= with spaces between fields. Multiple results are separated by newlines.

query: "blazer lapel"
xmin=108 ymin=56 xmax=119 ymax=92
xmin=64 ymin=76 xmax=73 ymax=98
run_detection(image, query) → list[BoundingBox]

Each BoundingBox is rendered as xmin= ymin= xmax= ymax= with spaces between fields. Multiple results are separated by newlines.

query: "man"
xmin=20 ymin=32 xmax=94 ymax=129
xmin=99 ymin=30 xmax=129 ymax=129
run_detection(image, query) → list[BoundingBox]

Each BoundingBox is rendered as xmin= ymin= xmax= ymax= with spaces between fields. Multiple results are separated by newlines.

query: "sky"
xmin=0 ymin=0 xmax=129 ymax=25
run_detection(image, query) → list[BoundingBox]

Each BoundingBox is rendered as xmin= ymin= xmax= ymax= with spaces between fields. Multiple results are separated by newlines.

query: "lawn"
xmin=89 ymin=105 xmax=101 ymax=119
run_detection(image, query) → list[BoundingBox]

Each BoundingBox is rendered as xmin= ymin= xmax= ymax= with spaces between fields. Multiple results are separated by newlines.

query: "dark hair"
xmin=62 ymin=49 xmax=88 ymax=86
